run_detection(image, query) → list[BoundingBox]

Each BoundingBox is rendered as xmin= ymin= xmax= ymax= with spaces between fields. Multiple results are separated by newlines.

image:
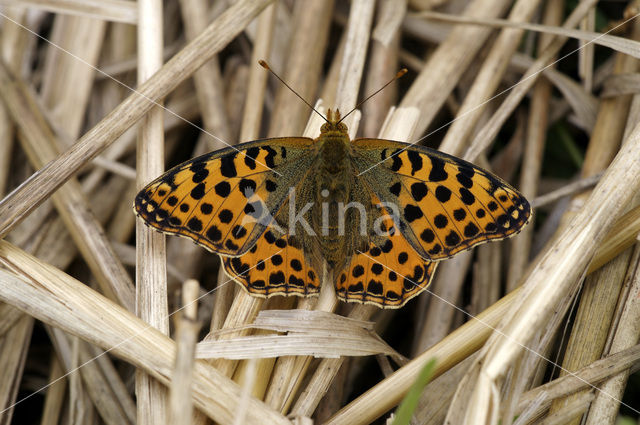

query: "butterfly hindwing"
xmin=352 ymin=139 xmax=531 ymax=261
xmin=335 ymin=195 xmax=437 ymax=308
xmin=222 ymin=203 xmax=321 ymax=298
xmin=134 ymin=137 xmax=315 ymax=256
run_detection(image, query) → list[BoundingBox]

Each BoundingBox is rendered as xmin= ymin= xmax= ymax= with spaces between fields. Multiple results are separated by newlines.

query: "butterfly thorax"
xmin=315 ymin=108 xmax=352 ymax=177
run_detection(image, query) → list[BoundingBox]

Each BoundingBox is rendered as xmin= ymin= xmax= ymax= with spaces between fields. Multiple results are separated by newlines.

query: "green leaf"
xmin=391 ymin=358 xmax=437 ymax=425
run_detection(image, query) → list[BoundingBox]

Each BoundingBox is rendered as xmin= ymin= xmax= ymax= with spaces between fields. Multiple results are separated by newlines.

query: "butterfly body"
xmin=304 ymin=110 xmax=370 ymax=272
xmin=135 ymin=108 xmax=531 ymax=308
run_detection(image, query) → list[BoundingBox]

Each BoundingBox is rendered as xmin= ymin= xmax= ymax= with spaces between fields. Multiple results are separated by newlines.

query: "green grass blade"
xmin=391 ymin=358 xmax=437 ymax=425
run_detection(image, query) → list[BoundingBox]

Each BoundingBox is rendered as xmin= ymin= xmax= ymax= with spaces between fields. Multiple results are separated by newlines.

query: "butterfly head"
xmin=320 ymin=108 xmax=349 ymax=136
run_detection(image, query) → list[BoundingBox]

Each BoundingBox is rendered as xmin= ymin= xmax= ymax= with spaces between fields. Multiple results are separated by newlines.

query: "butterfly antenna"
xmin=337 ymin=68 xmax=408 ymax=124
xmin=259 ymin=60 xmax=329 ymax=124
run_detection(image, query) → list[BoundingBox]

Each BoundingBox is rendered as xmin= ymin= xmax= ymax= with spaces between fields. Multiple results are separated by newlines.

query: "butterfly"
xmin=134 ymin=108 xmax=531 ymax=308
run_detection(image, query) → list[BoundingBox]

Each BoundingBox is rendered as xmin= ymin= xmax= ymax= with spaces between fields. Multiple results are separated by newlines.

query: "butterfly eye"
xmin=338 ymin=123 xmax=348 ymax=132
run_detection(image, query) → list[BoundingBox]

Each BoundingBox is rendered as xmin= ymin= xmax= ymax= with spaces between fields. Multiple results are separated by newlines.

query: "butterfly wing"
xmin=134 ymin=138 xmax=316 ymax=256
xmin=352 ymin=139 xmax=531 ymax=261
xmin=335 ymin=199 xmax=437 ymax=308
xmin=222 ymin=199 xmax=321 ymax=298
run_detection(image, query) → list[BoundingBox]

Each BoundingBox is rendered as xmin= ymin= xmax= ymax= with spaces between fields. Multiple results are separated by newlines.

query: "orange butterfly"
xmin=134 ymin=109 xmax=530 ymax=308
xmin=134 ymin=64 xmax=530 ymax=308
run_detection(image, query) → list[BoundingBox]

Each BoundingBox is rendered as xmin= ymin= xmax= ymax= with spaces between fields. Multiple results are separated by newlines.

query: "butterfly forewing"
xmin=134 ymin=137 xmax=315 ymax=256
xmin=352 ymin=138 xmax=531 ymax=261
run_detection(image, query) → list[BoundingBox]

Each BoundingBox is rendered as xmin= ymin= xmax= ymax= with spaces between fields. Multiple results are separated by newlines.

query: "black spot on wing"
xmin=464 ymin=222 xmax=479 ymax=237
xmin=218 ymin=209 xmax=233 ymax=223
xmin=269 ymin=271 xmax=285 ymax=286
xmin=265 ymin=180 xmax=277 ymax=192
xmin=407 ymin=151 xmax=423 ymax=175
xmin=453 ymin=208 xmax=466 ymax=221
xmin=191 ymin=166 xmax=209 ymax=183
xmin=232 ymin=225 xmax=247 ymax=238
xmin=187 ymin=218 xmax=202 ymax=232
xmin=428 ymin=156 xmax=448 ymax=182
xmin=215 ymin=181 xmax=231 ymax=197
xmin=264 ymin=231 xmax=276 ymax=244
xmin=352 ymin=265 xmax=365 ymax=277
xmin=263 ymin=146 xmax=277 ymax=168
xmin=225 ymin=240 xmax=239 ymax=250
xmin=348 ymin=281 xmax=364 ymax=293
xmin=200 ymin=203 xmax=213 ymax=214
xmin=459 ymin=187 xmax=475 ymax=206
xmin=381 ymin=239 xmax=393 ymax=253
xmin=435 ymin=185 xmax=451 ymax=203
xmin=445 ymin=231 xmax=460 ymax=246
xmin=428 ymin=244 xmax=441 ymax=255
xmin=231 ymin=257 xmax=249 ymax=275
xmin=239 ymin=179 xmax=257 ymax=197
xmin=290 ymin=259 xmax=302 ymax=271
xmin=389 ymin=182 xmax=401 ymax=197
xmin=456 ymin=172 xmax=473 ymax=189
xmin=166 ymin=196 xmax=178 ymax=207
xmin=411 ymin=182 xmax=428 ymax=202
xmin=434 ymin=214 xmax=448 ymax=229
xmin=420 ymin=228 xmax=435 ymax=243
xmin=368 ymin=280 xmax=383 ymax=295
xmin=190 ymin=183 xmax=205 ymax=200
xmin=244 ymin=147 xmax=260 ymax=170
xmin=398 ymin=252 xmax=408 ymax=264
xmin=391 ymin=153 xmax=402 ymax=172
xmin=404 ymin=205 xmax=423 ymax=222
xmin=220 ymin=153 xmax=237 ymax=177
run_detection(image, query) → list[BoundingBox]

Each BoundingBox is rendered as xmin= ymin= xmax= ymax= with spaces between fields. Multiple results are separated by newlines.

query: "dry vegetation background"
xmin=0 ymin=0 xmax=640 ymax=424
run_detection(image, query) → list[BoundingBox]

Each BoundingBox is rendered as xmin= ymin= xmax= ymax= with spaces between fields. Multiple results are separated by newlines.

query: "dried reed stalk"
xmin=449 ymin=89 xmax=640 ymax=424
xmin=584 ymin=246 xmax=640 ymax=423
xmin=135 ymin=1 xmax=168 ymax=424
xmin=40 ymin=14 xmax=106 ymax=140
xmin=507 ymin=0 xmax=563 ymax=289
xmin=240 ymin=3 xmax=276 ymax=142
xmin=0 ymin=0 xmax=138 ymax=24
xmin=465 ymin=0 xmax=599 ymax=162
xmin=2 ymin=2 xmax=640 ymax=424
xmin=0 ymin=314 xmax=32 ymax=423
xmin=267 ymin=0 xmax=334 ymax=137
xmin=399 ymin=0 xmax=512 ymax=141
xmin=167 ymin=280 xmax=201 ymax=425
xmin=0 ymin=62 xmax=135 ymax=311
xmin=547 ymin=19 xmax=640 ymax=422
xmin=438 ymin=0 xmax=543 ymax=155
xmin=39 ymin=356 xmax=66 ymax=425
xmin=0 ymin=0 xmax=272 ymax=237
xmin=0 ymin=241 xmax=290 ymax=425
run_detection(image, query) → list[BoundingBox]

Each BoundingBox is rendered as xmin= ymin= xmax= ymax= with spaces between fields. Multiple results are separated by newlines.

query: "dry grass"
xmin=0 ymin=1 xmax=640 ymax=424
